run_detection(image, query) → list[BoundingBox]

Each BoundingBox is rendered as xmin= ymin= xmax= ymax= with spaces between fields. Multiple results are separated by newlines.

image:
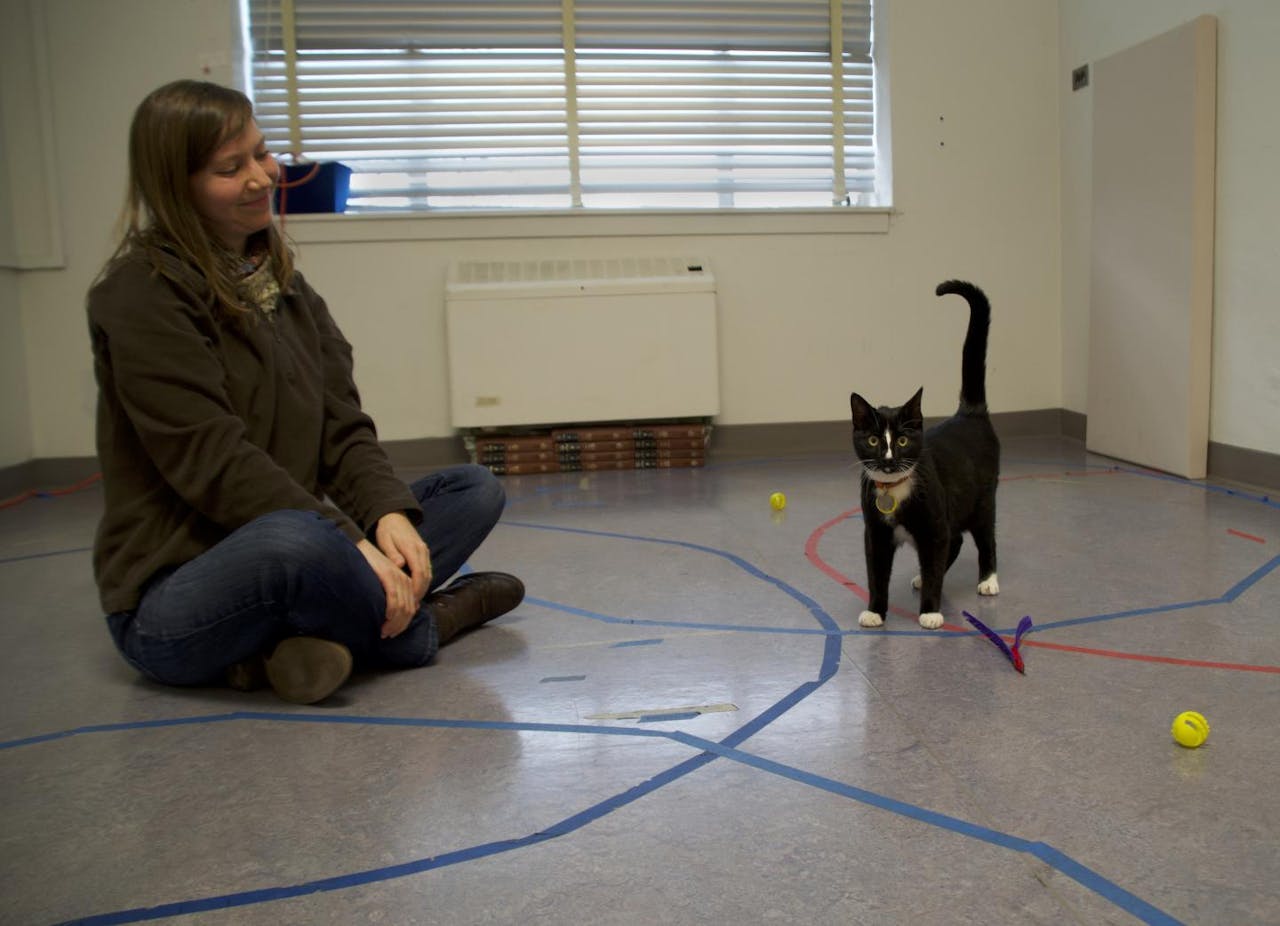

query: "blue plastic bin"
xmin=275 ymin=161 xmax=351 ymax=214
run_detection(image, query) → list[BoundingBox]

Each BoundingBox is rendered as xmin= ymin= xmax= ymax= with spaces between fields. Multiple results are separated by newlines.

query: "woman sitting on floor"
xmin=87 ymin=79 xmax=524 ymax=704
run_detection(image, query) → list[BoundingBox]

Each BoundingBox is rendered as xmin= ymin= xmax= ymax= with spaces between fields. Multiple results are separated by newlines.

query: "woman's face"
xmin=189 ymin=120 xmax=278 ymax=253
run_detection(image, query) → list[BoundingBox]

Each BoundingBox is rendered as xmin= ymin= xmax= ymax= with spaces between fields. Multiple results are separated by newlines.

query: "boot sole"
xmin=264 ymin=637 xmax=353 ymax=705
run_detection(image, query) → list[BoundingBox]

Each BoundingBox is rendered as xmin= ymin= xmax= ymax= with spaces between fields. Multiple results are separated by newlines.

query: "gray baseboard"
xmin=1062 ymin=409 xmax=1087 ymax=442
xmin=3 ymin=411 xmax=1276 ymax=495
xmin=1208 ymin=441 xmax=1280 ymax=493
xmin=0 ymin=456 xmax=101 ymax=500
xmin=0 ymin=443 xmax=474 ymax=500
xmin=708 ymin=408 xmax=1075 ymax=458
xmin=381 ymin=436 xmax=471 ymax=469
xmin=709 ymin=421 xmax=847 ymax=458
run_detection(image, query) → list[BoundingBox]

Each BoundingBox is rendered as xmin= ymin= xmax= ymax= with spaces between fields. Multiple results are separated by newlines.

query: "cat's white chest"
xmin=894 ymin=525 xmax=915 ymax=547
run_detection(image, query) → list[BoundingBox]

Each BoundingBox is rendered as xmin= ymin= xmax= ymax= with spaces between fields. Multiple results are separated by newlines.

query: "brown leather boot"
xmin=264 ymin=637 xmax=353 ymax=704
xmin=226 ymin=656 xmax=267 ymax=692
xmin=428 ymin=572 xmax=525 ymax=645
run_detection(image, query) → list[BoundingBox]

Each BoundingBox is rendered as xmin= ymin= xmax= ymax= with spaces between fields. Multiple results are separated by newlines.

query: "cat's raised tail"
xmin=936 ymin=280 xmax=991 ymax=413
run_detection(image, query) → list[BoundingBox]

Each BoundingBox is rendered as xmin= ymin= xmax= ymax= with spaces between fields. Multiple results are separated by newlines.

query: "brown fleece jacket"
xmin=86 ymin=248 xmax=420 ymax=614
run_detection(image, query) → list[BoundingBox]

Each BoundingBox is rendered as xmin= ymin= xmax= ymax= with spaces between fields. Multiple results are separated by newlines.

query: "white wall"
xmin=1060 ymin=0 xmax=1280 ymax=456
xmin=17 ymin=0 xmax=241 ymax=461
xmin=1 ymin=0 xmax=63 ymax=272
xmin=16 ymin=0 xmax=1063 ymax=457
xmin=1 ymin=0 xmax=54 ymax=468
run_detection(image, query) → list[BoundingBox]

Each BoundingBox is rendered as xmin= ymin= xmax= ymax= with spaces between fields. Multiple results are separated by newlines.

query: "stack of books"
xmin=467 ymin=421 xmax=710 ymax=475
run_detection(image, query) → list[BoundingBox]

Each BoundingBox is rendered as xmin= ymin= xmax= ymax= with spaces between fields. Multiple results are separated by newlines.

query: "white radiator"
xmin=444 ymin=257 xmax=719 ymax=428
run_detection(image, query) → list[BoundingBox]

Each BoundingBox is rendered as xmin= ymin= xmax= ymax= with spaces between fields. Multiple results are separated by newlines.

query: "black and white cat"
xmin=850 ymin=280 xmax=1000 ymax=630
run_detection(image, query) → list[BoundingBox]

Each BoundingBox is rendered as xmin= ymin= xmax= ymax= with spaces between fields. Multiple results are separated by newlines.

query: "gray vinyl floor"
xmin=2 ymin=437 xmax=1277 ymax=926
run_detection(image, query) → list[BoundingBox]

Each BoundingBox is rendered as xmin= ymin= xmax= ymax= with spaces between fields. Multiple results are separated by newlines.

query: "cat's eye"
xmin=897 ymin=436 xmax=909 ymax=447
xmin=867 ymin=436 xmax=879 ymax=447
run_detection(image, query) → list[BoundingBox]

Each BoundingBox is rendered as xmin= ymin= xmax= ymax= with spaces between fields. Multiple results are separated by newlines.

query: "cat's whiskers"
xmin=862 ymin=463 xmax=915 ymax=484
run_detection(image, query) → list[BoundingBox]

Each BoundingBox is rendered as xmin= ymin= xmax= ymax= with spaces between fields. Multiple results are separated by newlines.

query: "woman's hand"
xmin=356 ymin=538 xmax=419 ymax=639
xmin=374 ymin=511 xmax=432 ymax=602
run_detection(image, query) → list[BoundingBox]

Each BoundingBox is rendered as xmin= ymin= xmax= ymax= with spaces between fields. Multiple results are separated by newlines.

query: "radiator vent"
xmin=451 ymin=256 xmax=706 ymax=287
xmin=445 ymin=256 xmax=719 ymax=429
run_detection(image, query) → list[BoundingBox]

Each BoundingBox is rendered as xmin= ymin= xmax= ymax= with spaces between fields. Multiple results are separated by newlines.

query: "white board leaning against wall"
xmin=1087 ymin=15 xmax=1216 ymax=479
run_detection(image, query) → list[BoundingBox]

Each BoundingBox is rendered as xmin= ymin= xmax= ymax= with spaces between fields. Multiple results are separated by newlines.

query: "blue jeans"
xmin=106 ymin=464 xmax=506 ymax=686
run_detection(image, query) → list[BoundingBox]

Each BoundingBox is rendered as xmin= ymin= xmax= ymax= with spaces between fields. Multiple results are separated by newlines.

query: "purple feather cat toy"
xmin=963 ymin=612 xmax=1033 ymax=673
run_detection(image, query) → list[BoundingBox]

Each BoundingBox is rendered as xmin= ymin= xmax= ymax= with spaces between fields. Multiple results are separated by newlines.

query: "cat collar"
xmin=872 ymin=476 xmax=909 ymax=514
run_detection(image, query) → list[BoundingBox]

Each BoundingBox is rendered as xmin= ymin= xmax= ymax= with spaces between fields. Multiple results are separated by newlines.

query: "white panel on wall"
xmin=1086 ymin=15 xmax=1215 ymax=478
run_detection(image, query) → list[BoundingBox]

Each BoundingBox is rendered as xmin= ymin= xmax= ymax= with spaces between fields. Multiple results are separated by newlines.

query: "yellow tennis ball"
xmin=1171 ymin=710 xmax=1210 ymax=748
xmin=769 ymin=492 xmax=786 ymax=510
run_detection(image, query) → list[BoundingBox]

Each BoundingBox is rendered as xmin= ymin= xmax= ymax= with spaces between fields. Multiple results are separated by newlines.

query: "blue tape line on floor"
xmin=1032 ymin=598 xmax=1222 ymax=632
xmin=507 ymin=520 xmax=843 ymax=638
xmin=1221 ymin=554 xmax=1279 ymax=600
xmin=525 ymin=594 xmax=977 ymax=638
xmin=1 ymin=711 xmax=674 ymax=752
xmin=0 ymin=545 xmax=92 ymax=565
xmin=28 ymin=515 xmax=1193 ymax=925
xmin=44 ymin=711 xmax=1184 ymax=926
xmin=669 ymin=731 xmax=1184 ymax=926
xmin=637 ymin=711 xmax=699 ymax=723
xmin=1028 ymin=843 xmax=1183 ymax=926
xmin=1033 ymin=555 xmax=1277 ymax=633
xmin=1123 ymin=466 xmax=1278 ymax=509
xmin=55 ymin=745 xmax=722 ymax=926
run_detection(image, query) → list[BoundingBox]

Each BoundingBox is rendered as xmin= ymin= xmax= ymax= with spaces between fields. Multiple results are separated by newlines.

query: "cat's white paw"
xmin=911 ymin=574 xmax=922 ymax=590
xmin=858 ymin=610 xmax=885 ymax=628
xmin=919 ymin=612 xmax=944 ymax=630
xmin=978 ymin=573 xmax=1000 ymax=596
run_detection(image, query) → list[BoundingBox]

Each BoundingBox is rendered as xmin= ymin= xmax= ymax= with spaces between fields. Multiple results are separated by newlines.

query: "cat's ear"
xmin=850 ymin=392 xmax=877 ymax=430
xmin=902 ymin=387 xmax=924 ymax=427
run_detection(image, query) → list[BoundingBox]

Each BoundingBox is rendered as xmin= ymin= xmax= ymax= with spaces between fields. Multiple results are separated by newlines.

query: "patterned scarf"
xmin=228 ymin=240 xmax=280 ymax=318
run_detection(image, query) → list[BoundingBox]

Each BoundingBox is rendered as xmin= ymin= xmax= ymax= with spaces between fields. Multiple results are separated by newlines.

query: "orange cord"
xmin=0 ymin=472 xmax=103 ymax=511
xmin=275 ymin=160 xmax=321 ymax=230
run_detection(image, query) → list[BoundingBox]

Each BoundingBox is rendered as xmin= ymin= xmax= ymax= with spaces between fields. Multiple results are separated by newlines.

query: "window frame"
xmin=244 ymin=0 xmax=891 ymax=218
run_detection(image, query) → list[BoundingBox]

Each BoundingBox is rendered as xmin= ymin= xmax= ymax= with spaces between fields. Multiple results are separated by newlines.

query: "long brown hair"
xmin=107 ymin=80 xmax=294 ymax=318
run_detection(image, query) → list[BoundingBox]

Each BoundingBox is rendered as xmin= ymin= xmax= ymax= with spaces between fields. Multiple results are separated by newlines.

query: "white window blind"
xmin=246 ymin=1 xmax=880 ymax=212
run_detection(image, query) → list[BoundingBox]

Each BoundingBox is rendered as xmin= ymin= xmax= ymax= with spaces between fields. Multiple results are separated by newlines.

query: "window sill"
xmin=277 ymin=207 xmax=893 ymax=244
